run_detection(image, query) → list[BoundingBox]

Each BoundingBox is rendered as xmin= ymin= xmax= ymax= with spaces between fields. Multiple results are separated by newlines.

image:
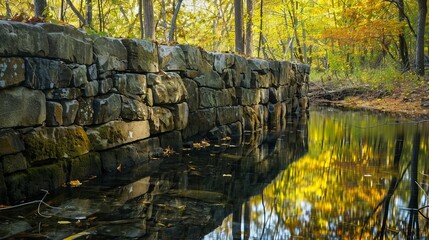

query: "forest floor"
xmin=309 ymin=78 xmax=429 ymax=120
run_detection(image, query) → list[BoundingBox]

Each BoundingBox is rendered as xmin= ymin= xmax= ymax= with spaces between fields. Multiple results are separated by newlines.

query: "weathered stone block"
xmin=149 ymin=107 xmax=174 ymax=134
xmin=122 ymin=38 xmax=158 ymax=72
xmin=99 ymin=78 xmax=114 ymax=94
xmin=217 ymin=106 xmax=243 ymax=125
xmin=193 ymin=61 xmax=225 ymax=89
xmin=126 ymin=74 xmax=147 ymax=95
xmin=93 ymin=36 xmax=127 ymax=72
xmin=25 ymin=58 xmax=72 ymax=89
xmin=60 ymin=100 xmax=79 ymax=126
xmin=100 ymin=137 xmax=160 ymax=172
xmin=182 ymin=78 xmax=199 ymax=112
xmin=199 ymin=87 xmax=233 ymax=108
xmin=2 ymin=153 xmax=27 ymax=174
xmin=247 ymin=59 xmax=270 ymax=74
xmin=0 ymin=21 xmax=49 ymax=57
xmin=45 ymin=88 xmax=81 ymax=100
xmin=0 ymin=87 xmax=46 ymax=128
xmin=243 ymin=106 xmax=260 ymax=131
xmin=269 ymin=87 xmax=279 ymax=103
xmin=86 ymin=120 xmax=150 ymax=150
xmin=214 ymin=53 xmax=235 ymax=74
xmin=24 ymin=126 xmax=91 ymax=162
xmin=82 ymin=81 xmax=99 ymax=97
xmin=221 ymin=69 xmax=235 ymax=87
xmin=237 ymin=88 xmax=260 ymax=106
xmin=158 ymin=45 xmax=187 ymax=71
xmin=268 ymin=102 xmax=281 ymax=127
xmin=46 ymin=101 xmax=63 ymax=126
xmin=0 ymin=129 xmax=25 ymax=157
xmin=75 ymin=97 xmax=94 ymax=125
xmin=69 ymin=152 xmax=101 ymax=180
xmin=192 ymin=108 xmax=216 ymax=135
xmin=70 ymin=64 xmax=88 ymax=87
xmin=121 ymin=96 xmax=149 ymax=121
xmin=172 ymin=102 xmax=189 ymax=130
xmin=41 ymin=23 xmax=93 ymax=64
xmin=0 ymin=57 xmax=25 ymax=89
xmin=87 ymin=64 xmax=98 ymax=81
xmin=260 ymin=88 xmax=270 ymax=104
xmin=178 ymin=44 xmax=203 ymax=70
xmin=93 ymin=93 xmax=122 ymax=124
xmin=151 ymin=72 xmax=187 ymax=105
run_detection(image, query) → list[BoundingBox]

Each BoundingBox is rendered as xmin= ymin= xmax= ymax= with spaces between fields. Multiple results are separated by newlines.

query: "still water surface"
xmin=1 ymin=107 xmax=429 ymax=239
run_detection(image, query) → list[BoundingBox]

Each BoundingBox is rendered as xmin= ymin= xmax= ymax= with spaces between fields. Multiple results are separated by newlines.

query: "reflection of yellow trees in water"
xmin=247 ymin=110 xmax=429 ymax=238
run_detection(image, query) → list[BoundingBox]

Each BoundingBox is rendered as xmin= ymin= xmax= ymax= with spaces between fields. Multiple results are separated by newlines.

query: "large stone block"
xmin=193 ymin=60 xmax=224 ymax=89
xmin=122 ymin=38 xmax=158 ymax=72
xmin=70 ymin=64 xmax=88 ymax=87
xmin=0 ymin=87 xmax=46 ymax=128
xmin=151 ymin=72 xmax=187 ymax=105
xmin=75 ymin=97 xmax=94 ymax=125
xmin=2 ymin=153 xmax=27 ymax=174
xmin=182 ymin=78 xmax=199 ymax=112
xmin=46 ymin=101 xmax=63 ymax=126
xmin=93 ymin=36 xmax=127 ymax=72
xmin=24 ymin=126 xmax=91 ymax=162
xmin=100 ymin=137 xmax=160 ymax=172
xmin=217 ymin=106 xmax=243 ymax=125
xmin=93 ymin=93 xmax=122 ymax=124
xmin=213 ymin=53 xmax=235 ymax=74
xmin=61 ymin=100 xmax=79 ymax=126
xmin=121 ymin=96 xmax=149 ymax=121
xmin=0 ymin=129 xmax=25 ymax=157
xmin=82 ymin=81 xmax=99 ymax=97
xmin=98 ymin=78 xmax=114 ymax=94
xmin=237 ymin=88 xmax=260 ymax=106
xmin=159 ymin=131 xmax=183 ymax=152
xmin=45 ymin=88 xmax=82 ymax=100
xmin=158 ymin=45 xmax=187 ymax=71
xmin=40 ymin=23 xmax=93 ymax=65
xmin=172 ymin=102 xmax=189 ymax=130
xmin=247 ymin=59 xmax=270 ymax=74
xmin=260 ymin=88 xmax=270 ymax=104
xmin=0 ymin=57 xmax=25 ymax=89
xmin=86 ymin=120 xmax=150 ymax=150
xmin=69 ymin=152 xmax=101 ymax=180
xmin=126 ymin=74 xmax=147 ymax=95
xmin=279 ymin=61 xmax=290 ymax=86
xmin=25 ymin=58 xmax=72 ymax=89
xmin=178 ymin=44 xmax=203 ymax=70
xmin=193 ymin=108 xmax=216 ymax=135
xmin=149 ymin=107 xmax=174 ymax=134
xmin=0 ymin=21 xmax=49 ymax=57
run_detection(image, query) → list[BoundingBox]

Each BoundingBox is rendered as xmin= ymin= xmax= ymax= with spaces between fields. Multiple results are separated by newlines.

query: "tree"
xmin=86 ymin=0 xmax=92 ymax=27
xmin=34 ymin=0 xmax=47 ymax=17
xmin=245 ymin=0 xmax=254 ymax=56
xmin=415 ymin=0 xmax=427 ymax=76
xmin=397 ymin=0 xmax=409 ymax=71
xmin=138 ymin=0 xmax=144 ymax=38
xmin=168 ymin=0 xmax=183 ymax=42
xmin=234 ymin=0 xmax=244 ymax=53
xmin=143 ymin=0 xmax=155 ymax=39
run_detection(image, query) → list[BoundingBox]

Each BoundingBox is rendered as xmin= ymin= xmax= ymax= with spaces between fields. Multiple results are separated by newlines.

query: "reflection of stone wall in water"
xmin=0 ymin=20 xmax=310 ymax=204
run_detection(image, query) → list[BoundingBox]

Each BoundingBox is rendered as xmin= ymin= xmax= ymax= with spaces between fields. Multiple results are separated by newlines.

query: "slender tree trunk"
xmin=86 ymin=0 xmax=92 ymax=27
xmin=34 ymin=0 xmax=47 ymax=17
xmin=234 ymin=0 xmax=244 ymax=54
xmin=5 ymin=0 xmax=11 ymax=18
xmin=143 ymin=0 xmax=155 ymax=39
xmin=97 ymin=0 xmax=103 ymax=31
xmin=407 ymin=131 xmax=421 ymax=238
xmin=138 ymin=0 xmax=144 ymax=38
xmin=60 ymin=0 xmax=64 ymax=21
xmin=245 ymin=0 xmax=253 ymax=56
xmin=258 ymin=0 xmax=263 ymax=57
xmin=398 ymin=0 xmax=409 ymax=71
xmin=66 ymin=0 xmax=87 ymax=26
xmin=161 ymin=0 xmax=168 ymax=41
xmin=416 ymin=0 xmax=427 ymax=76
xmin=168 ymin=0 xmax=183 ymax=42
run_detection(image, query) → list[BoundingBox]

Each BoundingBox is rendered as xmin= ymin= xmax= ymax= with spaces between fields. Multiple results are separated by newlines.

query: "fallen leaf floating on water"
xmin=69 ymin=180 xmax=82 ymax=188
xmin=58 ymin=221 xmax=72 ymax=224
xmin=117 ymin=163 xmax=122 ymax=172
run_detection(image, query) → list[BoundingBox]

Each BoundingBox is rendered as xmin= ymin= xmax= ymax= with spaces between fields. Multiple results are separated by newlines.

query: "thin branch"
xmin=65 ymin=0 xmax=87 ymax=27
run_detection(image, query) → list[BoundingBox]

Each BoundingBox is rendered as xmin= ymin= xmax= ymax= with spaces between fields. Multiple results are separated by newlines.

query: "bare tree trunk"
xmin=168 ymin=0 xmax=183 ymax=42
xmin=234 ymin=0 xmax=244 ymax=54
xmin=86 ymin=0 xmax=92 ymax=27
xmin=161 ymin=0 xmax=168 ymax=41
xmin=245 ymin=0 xmax=253 ymax=56
xmin=138 ymin=0 xmax=144 ymax=38
xmin=143 ymin=0 xmax=155 ymax=39
xmin=5 ymin=0 xmax=11 ymax=18
xmin=397 ymin=0 xmax=409 ymax=71
xmin=34 ymin=0 xmax=47 ymax=17
xmin=60 ymin=0 xmax=64 ymax=21
xmin=416 ymin=0 xmax=427 ymax=76
xmin=66 ymin=0 xmax=87 ymax=26
xmin=258 ymin=0 xmax=263 ymax=58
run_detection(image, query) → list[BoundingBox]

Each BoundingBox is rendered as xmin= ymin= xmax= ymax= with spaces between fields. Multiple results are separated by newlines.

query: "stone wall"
xmin=0 ymin=20 xmax=309 ymax=204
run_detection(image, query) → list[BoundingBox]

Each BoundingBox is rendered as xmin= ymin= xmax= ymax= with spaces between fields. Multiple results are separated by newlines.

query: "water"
xmin=1 ymin=107 xmax=429 ymax=239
